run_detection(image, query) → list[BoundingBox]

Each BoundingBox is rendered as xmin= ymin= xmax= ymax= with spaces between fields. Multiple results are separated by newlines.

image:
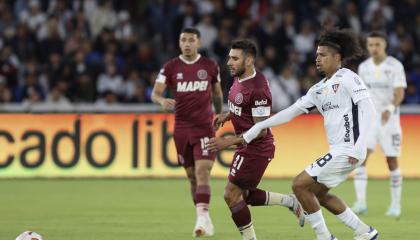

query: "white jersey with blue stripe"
xmin=294 ymin=68 xmax=370 ymax=157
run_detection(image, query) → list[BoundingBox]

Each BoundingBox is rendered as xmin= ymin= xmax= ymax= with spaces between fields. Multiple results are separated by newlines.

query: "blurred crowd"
xmin=0 ymin=0 xmax=419 ymax=110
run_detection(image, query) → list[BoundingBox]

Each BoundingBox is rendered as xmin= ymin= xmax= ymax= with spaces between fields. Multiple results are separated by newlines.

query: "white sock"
xmin=306 ymin=210 xmax=331 ymax=240
xmin=354 ymin=166 xmax=367 ymax=205
xmin=390 ymin=168 xmax=402 ymax=207
xmin=239 ymin=222 xmax=257 ymax=240
xmin=336 ymin=208 xmax=370 ymax=235
xmin=266 ymin=192 xmax=294 ymax=207
xmin=196 ymin=203 xmax=210 ymax=219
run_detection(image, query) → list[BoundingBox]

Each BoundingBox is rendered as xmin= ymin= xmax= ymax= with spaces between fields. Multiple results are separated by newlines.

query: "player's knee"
xmin=195 ymin=167 xmax=210 ymax=182
xmin=292 ymin=176 xmax=305 ymax=194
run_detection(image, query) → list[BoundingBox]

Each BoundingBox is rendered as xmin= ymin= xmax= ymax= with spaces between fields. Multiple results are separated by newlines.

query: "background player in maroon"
xmin=207 ymin=39 xmax=304 ymax=240
xmin=151 ymin=28 xmax=223 ymax=237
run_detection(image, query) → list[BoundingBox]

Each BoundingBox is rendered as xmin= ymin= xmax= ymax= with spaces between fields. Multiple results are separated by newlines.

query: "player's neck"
xmin=238 ymin=67 xmax=256 ymax=82
xmin=325 ymin=66 xmax=341 ymax=79
xmin=372 ymin=55 xmax=387 ymax=65
xmin=180 ymin=53 xmax=200 ymax=63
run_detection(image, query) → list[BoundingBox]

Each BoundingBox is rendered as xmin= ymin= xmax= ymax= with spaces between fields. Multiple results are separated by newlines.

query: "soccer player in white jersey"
xmin=352 ymin=32 xmax=406 ymax=217
xmin=242 ymin=29 xmax=379 ymax=240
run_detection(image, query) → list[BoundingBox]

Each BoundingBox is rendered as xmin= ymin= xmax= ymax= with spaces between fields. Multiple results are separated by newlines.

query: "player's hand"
xmin=207 ymin=136 xmax=233 ymax=151
xmin=348 ymin=156 xmax=359 ymax=165
xmin=160 ymin=98 xmax=176 ymax=110
xmin=213 ymin=113 xmax=230 ymax=130
xmin=381 ymin=110 xmax=391 ymax=125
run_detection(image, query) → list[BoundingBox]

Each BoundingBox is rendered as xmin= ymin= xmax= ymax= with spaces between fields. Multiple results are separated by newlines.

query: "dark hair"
xmin=367 ymin=31 xmax=387 ymax=41
xmin=181 ymin=27 xmax=201 ymax=38
xmin=318 ymin=29 xmax=363 ymax=61
xmin=231 ymin=39 xmax=258 ymax=58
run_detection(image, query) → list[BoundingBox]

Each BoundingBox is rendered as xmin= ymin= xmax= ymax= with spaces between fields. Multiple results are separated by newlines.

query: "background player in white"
xmin=242 ymin=29 xmax=378 ymax=240
xmin=352 ymin=32 xmax=406 ymax=217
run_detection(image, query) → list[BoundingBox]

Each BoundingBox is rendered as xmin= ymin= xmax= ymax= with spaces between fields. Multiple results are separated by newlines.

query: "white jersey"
xmin=358 ymin=56 xmax=406 ymax=113
xmin=294 ymin=68 xmax=370 ymax=157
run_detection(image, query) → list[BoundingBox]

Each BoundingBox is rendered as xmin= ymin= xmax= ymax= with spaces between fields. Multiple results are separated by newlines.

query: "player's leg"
xmin=185 ymin=166 xmax=197 ymax=204
xmin=192 ymin=133 xmax=216 ymax=237
xmin=381 ymin=117 xmax=402 ymax=217
xmin=292 ymin=171 xmax=335 ymax=240
xmin=224 ymin=182 xmax=257 ymax=240
xmin=352 ymin=150 xmax=372 ymax=215
xmin=313 ymin=184 xmax=375 ymax=239
xmin=193 ymin=159 xmax=215 ymax=237
xmin=352 ymin=120 xmax=378 ymax=214
xmin=386 ymin=156 xmax=402 ymax=217
xmin=244 ymin=187 xmax=305 ymax=227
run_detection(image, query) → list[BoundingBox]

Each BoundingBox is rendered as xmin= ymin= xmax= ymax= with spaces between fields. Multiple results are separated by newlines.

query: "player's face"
xmin=179 ymin=33 xmax=200 ymax=57
xmin=315 ymin=46 xmax=340 ymax=75
xmin=367 ymin=37 xmax=386 ymax=58
xmin=227 ymin=49 xmax=246 ymax=77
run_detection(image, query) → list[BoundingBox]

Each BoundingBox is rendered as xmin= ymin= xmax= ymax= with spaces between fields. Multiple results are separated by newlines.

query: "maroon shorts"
xmin=173 ymin=126 xmax=216 ymax=168
xmin=228 ymin=151 xmax=272 ymax=190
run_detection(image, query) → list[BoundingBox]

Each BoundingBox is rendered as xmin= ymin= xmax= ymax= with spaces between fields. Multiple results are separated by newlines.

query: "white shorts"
xmin=366 ymin=113 xmax=402 ymax=157
xmin=305 ymin=153 xmax=362 ymax=188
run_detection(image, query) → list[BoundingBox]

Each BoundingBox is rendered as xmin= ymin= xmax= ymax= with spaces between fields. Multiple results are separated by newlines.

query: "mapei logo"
xmin=254 ymin=99 xmax=267 ymax=106
xmin=177 ymin=81 xmax=208 ymax=92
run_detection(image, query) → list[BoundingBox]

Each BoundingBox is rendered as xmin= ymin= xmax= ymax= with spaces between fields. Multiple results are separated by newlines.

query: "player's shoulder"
xmin=358 ymin=57 xmax=372 ymax=69
xmin=250 ymin=70 xmax=270 ymax=89
xmin=200 ymin=56 xmax=219 ymax=66
xmin=162 ymin=57 xmax=181 ymax=69
xmin=384 ymin=56 xmax=404 ymax=69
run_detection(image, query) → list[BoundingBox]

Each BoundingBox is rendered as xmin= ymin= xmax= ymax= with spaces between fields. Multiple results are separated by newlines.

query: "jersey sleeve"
xmin=156 ymin=62 xmax=172 ymax=85
xmin=293 ymin=90 xmax=316 ymax=114
xmin=344 ymin=74 xmax=370 ymax=104
xmin=250 ymin=88 xmax=272 ymax=117
xmin=392 ymin=62 xmax=407 ymax=88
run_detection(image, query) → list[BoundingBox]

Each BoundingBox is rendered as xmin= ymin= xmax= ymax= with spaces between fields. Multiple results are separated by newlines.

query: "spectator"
xmin=71 ymin=72 xmax=96 ymax=103
xmin=97 ymin=63 xmax=124 ymax=97
xmin=89 ymin=0 xmax=117 ymax=38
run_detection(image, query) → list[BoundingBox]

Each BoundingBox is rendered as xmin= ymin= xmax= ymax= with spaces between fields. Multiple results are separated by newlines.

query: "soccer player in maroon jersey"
xmin=207 ymin=39 xmax=304 ymax=240
xmin=151 ymin=28 xmax=223 ymax=237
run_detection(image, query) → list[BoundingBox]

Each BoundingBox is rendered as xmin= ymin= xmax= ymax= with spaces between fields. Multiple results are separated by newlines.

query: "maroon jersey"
xmin=156 ymin=54 xmax=220 ymax=128
xmin=227 ymin=70 xmax=275 ymax=157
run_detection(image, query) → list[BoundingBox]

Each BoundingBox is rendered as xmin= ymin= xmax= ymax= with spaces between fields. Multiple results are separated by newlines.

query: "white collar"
xmin=179 ymin=54 xmax=201 ymax=64
xmin=238 ymin=68 xmax=256 ymax=83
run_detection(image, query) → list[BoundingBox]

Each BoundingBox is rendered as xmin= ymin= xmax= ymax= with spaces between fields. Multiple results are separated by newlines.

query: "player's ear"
xmin=245 ymin=56 xmax=253 ymax=67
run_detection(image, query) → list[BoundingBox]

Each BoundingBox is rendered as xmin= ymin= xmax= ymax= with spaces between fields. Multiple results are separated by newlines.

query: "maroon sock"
xmin=195 ymin=185 xmax=211 ymax=204
xmin=230 ymin=200 xmax=252 ymax=228
xmin=245 ymin=188 xmax=267 ymax=206
xmin=191 ymin=185 xmax=197 ymax=205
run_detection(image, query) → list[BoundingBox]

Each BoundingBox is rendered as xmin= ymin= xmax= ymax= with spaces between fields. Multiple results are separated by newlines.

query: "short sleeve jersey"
xmin=358 ymin=56 xmax=406 ymax=113
xmin=294 ymin=68 xmax=370 ymax=157
xmin=156 ymin=54 xmax=220 ymax=127
xmin=228 ymin=70 xmax=275 ymax=157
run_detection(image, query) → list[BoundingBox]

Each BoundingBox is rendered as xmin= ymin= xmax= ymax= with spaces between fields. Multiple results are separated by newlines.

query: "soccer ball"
xmin=15 ymin=231 xmax=43 ymax=240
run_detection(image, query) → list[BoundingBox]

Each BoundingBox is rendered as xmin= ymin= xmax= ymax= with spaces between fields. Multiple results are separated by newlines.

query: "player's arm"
xmin=212 ymin=82 xmax=223 ymax=114
xmin=151 ymin=82 xmax=175 ymax=110
xmin=349 ymin=97 xmax=376 ymax=163
xmin=382 ymin=86 xmax=405 ymax=125
xmin=243 ymin=105 xmax=304 ymax=143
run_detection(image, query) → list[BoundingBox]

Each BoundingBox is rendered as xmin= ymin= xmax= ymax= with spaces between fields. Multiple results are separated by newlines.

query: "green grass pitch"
xmin=0 ymin=178 xmax=418 ymax=239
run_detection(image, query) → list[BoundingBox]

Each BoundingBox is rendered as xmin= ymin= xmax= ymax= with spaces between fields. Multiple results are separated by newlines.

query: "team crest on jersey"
xmin=384 ymin=70 xmax=392 ymax=79
xmin=235 ymin=93 xmax=243 ymax=104
xmin=176 ymin=73 xmax=183 ymax=80
xmin=332 ymin=84 xmax=340 ymax=93
xmin=197 ymin=69 xmax=208 ymax=80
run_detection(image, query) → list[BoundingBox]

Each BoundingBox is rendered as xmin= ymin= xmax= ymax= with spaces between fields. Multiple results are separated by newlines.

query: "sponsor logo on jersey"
xmin=254 ymin=99 xmax=267 ymax=106
xmin=332 ymin=84 xmax=340 ymax=93
xmin=228 ymin=100 xmax=242 ymax=116
xmin=177 ymin=81 xmax=208 ymax=92
xmin=321 ymin=102 xmax=339 ymax=112
xmin=176 ymin=73 xmax=183 ymax=80
xmin=197 ymin=69 xmax=208 ymax=80
xmin=234 ymin=93 xmax=243 ymax=104
xmin=353 ymin=88 xmax=368 ymax=93
xmin=343 ymin=114 xmax=351 ymax=142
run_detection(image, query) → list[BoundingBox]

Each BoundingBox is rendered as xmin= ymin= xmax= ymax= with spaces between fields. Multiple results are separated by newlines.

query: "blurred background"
xmin=0 ymin=0 xmax=419 ymax=112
